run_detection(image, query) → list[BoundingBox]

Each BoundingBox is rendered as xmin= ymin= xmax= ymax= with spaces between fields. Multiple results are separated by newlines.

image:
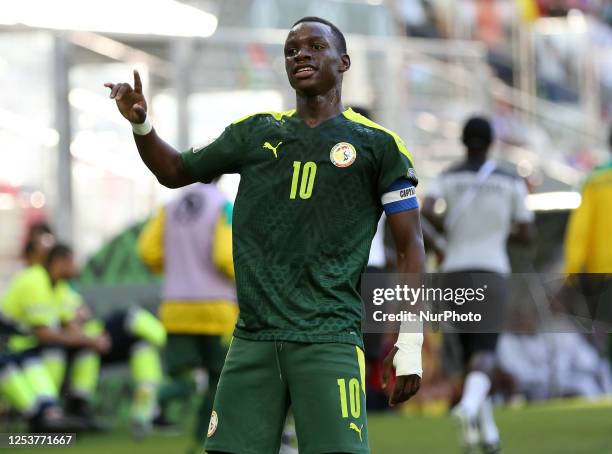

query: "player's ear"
xmin=339 ymin=54 xmax=351 ymax=73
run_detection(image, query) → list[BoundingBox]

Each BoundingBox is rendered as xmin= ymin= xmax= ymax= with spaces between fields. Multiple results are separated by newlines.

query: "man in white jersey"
xmin=422 ymin=117 xmax=534 ymax=454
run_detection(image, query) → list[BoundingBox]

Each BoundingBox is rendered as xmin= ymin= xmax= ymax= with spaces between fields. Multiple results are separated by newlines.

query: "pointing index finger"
xmin=133 ymin=70 xmax=143 ymax=94
xmin=104 ymin=83 xmax=116 ymax=96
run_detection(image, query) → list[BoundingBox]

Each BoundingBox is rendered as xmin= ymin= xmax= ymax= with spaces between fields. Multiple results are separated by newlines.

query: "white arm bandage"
xmin=393 ymin=332 xmax=423 ymax=377
xmin=131 ymin=116 xmax=153 ymax=136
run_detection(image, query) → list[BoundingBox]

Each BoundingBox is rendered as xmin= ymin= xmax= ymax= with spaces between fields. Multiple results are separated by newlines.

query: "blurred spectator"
xmin=603 ymin=0 xmax=612 ymax=25
xmin=422 ymin=116 xmax=535 ymax=453
xmin=539 ymin=0 xmax=571 ymax=16
xmin=22 ymin=222 xmax=55 ymax=267
xmin=392 ymin=0 xmax=443 ymax=38
xmin=474 ymin=0 xmax=504 ymax=47
xmin=497 ymin=333 xmax=551 ymax=400
xmin=498 ymin=331 xmax=610 ymax=400
xmin=491 ymin=97 xmax=552 ymax=149
xmin=6 ymin=221 xmax=167 ymax=435
xmin=68 ymin=303 xmax=166 ymax=437
xmin=491 ymin=99 xmax=529 ymax=146
xmin=0 ymin=317 xmax=82 ymax=432
xmin=550 ymin=332 xmax=610 ymax=397
xmin=537 ymin=0 xmax=612 ymax=19
xmin=536 ymin=38 xmax=578 ymax=102
xmin=138 ymin=183 xmax=238 ymax=451
xmin=564 ymin=127 xmax=612 ymax=274
xmin=562 ymin=127 xmax=612 ymax=374
xmin=0 ymin=244 xmax=111 ymax=430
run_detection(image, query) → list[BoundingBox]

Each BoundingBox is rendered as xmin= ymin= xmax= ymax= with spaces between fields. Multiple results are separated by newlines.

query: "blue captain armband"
xmin=382 ymin=179 xmax=419 ymax=215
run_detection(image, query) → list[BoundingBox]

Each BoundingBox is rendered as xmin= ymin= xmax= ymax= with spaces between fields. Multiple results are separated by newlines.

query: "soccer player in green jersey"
xmin=106 ymin=17 xmax=425 ymax=454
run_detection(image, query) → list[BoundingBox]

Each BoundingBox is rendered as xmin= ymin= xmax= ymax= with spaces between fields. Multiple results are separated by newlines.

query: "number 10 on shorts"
xmin=337 ymin=378 xmax=361 ymax=418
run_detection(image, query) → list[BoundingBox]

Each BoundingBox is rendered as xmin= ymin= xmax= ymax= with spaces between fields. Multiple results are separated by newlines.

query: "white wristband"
xmin=131 ymin=116 xmax=153 ymax=136
xmin=393 ymin=332 xmax=423 ymax=377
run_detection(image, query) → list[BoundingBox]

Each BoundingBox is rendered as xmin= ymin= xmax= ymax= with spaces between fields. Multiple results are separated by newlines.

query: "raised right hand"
xmin=104 ymin=69 xmax=147 ymax=124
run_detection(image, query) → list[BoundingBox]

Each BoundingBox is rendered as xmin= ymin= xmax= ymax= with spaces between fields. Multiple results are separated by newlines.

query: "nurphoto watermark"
xmin=361 ymin=273 xmax=612 ymax=334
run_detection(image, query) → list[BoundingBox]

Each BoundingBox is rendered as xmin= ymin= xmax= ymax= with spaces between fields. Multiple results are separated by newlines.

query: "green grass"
xmin=369 ymin=400 xmax=612 ymax=454
xmin=16 ymin=400 xmax=612 ymax=454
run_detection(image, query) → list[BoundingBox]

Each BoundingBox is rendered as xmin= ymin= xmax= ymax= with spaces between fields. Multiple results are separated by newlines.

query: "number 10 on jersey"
xmin=290 ymin=161 xmax=317 ymax=199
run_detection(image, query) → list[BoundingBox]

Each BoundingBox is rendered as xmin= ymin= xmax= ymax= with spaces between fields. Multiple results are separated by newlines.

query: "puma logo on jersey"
xmin=263 ymin=141 xmax=283 ymax=158
xmin=349 ymin=422 xmax=364 ymax=442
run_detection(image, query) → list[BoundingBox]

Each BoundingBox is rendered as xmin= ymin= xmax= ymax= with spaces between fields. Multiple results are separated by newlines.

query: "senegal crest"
xmin=207 ymin=410 xmax=218 ymax=438
xmin=330 ymin=142 xmax=356 ymax=167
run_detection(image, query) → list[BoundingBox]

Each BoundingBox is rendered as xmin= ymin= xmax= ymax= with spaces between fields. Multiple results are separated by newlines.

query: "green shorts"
xmin=205 ymin=337 xmax=369 ymax=454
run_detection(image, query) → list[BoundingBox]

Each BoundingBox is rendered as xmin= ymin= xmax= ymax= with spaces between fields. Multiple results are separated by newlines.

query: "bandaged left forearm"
xmin=394 ymin=320 xmax=423 ymax=377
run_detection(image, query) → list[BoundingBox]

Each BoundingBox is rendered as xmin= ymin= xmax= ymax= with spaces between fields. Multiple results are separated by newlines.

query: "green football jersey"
xmin=181 ymin=108 xmax=417 ymax=346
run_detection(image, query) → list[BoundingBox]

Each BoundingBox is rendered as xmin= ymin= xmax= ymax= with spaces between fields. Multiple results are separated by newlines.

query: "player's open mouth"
xmin=294 ymin=65 xmax=317 ymax=78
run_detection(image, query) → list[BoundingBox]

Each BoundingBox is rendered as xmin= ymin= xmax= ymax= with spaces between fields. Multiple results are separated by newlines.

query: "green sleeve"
xmin=180 ymin=123 xmax=244 ymax=183
xmin=376 ymin=133 xmax=418 ymax=196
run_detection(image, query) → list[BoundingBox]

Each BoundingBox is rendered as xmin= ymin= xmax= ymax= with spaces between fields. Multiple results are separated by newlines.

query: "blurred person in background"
xmin=0 ymin=243 xmax=110 ymax=430
xmin=495 ymin=308 xmax=550 ymax=402
xmin=138 ymin=183 xmax=239 ymax=453
xmin=564 ymin=126 xmax=612 ymax=276
xmin=107 ymin=16 xmax=424 ymax=454
xmin=1 ymin=303 xmax=81 ymax=432
xmin=391 ymin=0 xmax=443 ymax=38
xmin=539 ymin=0 xmax=571 ymax=17
xmin=562 ymin=125 xmax=612 ymax=385
xmin=22 ymin=222 xmax=55 ymax=268
xmin=499 ymin=331 xmax=609 ymax=400
xmin=65 ymin=302 xmax=167 ymax=438
xmin=548 ymin=331 xmax=609 ymax=398
xmin=536 ymin=38 xmax=574 ymax=102
xmin=496 ymin=332 xmax=551 ymax=401
xmin=0 ymin=350 xmax=82 ymax=432
xmin=10 ymin=223 xmax=167 ymax=435
xmin=3 ymin=226 xmax=77 ymax=431
xmin=422 ymin=117 xmax=535 ymax=454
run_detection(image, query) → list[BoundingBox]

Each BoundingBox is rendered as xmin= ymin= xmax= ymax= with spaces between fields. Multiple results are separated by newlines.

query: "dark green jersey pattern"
xmin=181 ymin=108 xmax=417 ymax=346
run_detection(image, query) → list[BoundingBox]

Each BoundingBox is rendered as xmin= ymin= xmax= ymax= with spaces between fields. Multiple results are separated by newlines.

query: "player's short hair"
xmin=46 ymin=243 xmax=72 ymax=267
xmin=292 ymin=17 xmax=347 ymax=54
xmin=462 ymin=116 xmax=493 ymax=152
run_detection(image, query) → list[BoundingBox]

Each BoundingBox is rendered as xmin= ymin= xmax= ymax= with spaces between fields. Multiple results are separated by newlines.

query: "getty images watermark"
xmin=371 ymin=283 xmax=488 ymax=323
xmin=360 ymin=273 xmax=612 ymax=334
